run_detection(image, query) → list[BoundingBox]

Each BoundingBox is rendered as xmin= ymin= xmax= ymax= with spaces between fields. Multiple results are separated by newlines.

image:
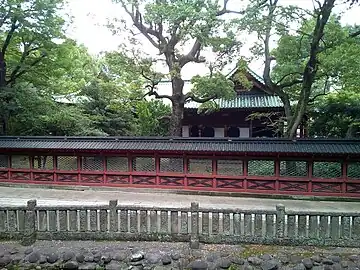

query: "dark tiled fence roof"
xmin=0 ymin=136 xmax=359 ymax=155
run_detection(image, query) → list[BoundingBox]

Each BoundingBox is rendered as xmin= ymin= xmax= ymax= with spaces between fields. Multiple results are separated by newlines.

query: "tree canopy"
xmin=111 ymin=0 xmax=244 ymax=136
xmin=309 ymin=91 xmax=360 ymax=138
xmin=237 ymin=0 xmax=360 ymax=138
xmin=0 ymin=0 xmax=359 ymax=139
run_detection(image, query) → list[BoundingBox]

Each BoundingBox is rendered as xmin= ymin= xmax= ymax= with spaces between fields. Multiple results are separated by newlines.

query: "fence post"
xmin=21 ymin=200 xmax=37 ymax=246
xmin=190 ymin=202 xmax=200 ymax=249
xmin=276 ymin=204 xmax=285 ymax=241
xmin=109 ymin=200 xmax=118 ymax=232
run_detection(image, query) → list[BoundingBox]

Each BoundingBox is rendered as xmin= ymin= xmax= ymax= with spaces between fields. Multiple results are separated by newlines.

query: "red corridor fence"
xmin=0 ymin=136 xmax=359 ymax=197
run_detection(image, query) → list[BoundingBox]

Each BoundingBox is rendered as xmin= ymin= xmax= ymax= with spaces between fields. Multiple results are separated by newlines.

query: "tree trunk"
xmin=346 ymin=125 xmax=355 ymax=138
xmin=0 ymin=51 xmax=8 ymax=136
xmin=169 ymin=77 xmax=185 ymax=136
xmin=0 ymin=52 xmax=6 ymax=87
xmin=169 ymin=101 xmax=184 ymax=136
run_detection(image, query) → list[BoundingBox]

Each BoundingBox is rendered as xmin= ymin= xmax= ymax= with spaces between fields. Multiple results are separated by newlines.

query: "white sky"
xmin=66 ymin=0 xmax=360 ymax=80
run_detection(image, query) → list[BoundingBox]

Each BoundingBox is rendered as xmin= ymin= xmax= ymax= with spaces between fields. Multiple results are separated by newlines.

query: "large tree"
xmin=23 ymin=38 xmax=97 ymax=95
xmin=309 ymin=91 xmax=360 ymax=138
xmin=80 ymin=79 xmax=137 ymax=136
xmin=0 ymin=0 xmax=66 ymax=134
xmin=112 ymin=0 xmax=243 ymax=136
xmin=5 ymin=84 xmax=104 ymax=136
xmin=238 ymin=0 xmax=360 ymax=138
xmin=80 ymin=50 xmax=171 ymax=136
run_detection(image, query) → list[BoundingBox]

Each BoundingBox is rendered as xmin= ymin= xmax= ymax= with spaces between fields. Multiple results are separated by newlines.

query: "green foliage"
xmin=236 ymin=0 xmax=360 ymax=138
xmin=191 ymin=72 xmax=235 ymax=100
xmin=233 ymin=59 xmax=253 ymax=90
xmin=272 ymin=16 xmax=360 ymax=100
xmin=80 ymin=50 xmax=171 ymax=137
xmin=190 ymin=72 xmax=235 ymax=114
xmin=81 ymin=79 xmax=137 ymax=136
xmin=309 ymin=91 xmax=360 ymax=138
xmin=6 ymin=86 xmax=102 ymax=136
xmin=24 ymin=39 xmax=98 ymax=94
xmin=0 ymin=0 xmax=178 ymax=137
xmin=112 ymin=0 xmax=243 ymax=135
xmin=135 ymin=99 xmax=171 ymax=136
xmin=140 ymin=0 xmax=230 ymax=46
xmin=0 ymin=0 xmax=67 ymax=85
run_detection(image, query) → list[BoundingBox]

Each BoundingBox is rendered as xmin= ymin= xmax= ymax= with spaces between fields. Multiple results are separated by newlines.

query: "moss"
xmin=239 ymin=245 xmax=280 ymax=258
xmin=229 ymin=264 xmax=242 ymax=270
xmin=6 ymin=265 xmax=21 ymax=270
xmin=6 ymin=264 xmax=62 ymax=270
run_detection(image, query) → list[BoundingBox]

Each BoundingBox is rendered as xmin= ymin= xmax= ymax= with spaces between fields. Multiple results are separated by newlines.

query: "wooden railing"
xmin=1 ymin=200 xmax=360 ymax=248
xmin=0 ymin=153 xmax=359 ymax=197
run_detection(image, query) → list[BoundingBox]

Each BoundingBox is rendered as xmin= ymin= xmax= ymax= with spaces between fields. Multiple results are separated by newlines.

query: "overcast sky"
xmin=66 ymin=0 xmax=360 ymax=80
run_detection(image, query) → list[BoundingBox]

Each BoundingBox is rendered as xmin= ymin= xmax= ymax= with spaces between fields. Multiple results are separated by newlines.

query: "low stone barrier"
xmin=0 ymin=200 xmax=360 ymax=248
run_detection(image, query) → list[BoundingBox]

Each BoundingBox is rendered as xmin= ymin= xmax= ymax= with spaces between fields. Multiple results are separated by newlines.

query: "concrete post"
xmin=276 ymin=204 xmax=285 ymax=240
xmin=21 ymin=200 xmax=37 ymax=246
xmin=109 ymin=200 xmax=118 ymax=232
xmin=190 ymin=202 xmax=200 ymax=249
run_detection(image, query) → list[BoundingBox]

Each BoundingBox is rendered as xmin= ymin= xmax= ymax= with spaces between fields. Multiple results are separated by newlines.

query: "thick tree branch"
xmin=6 ymin=53 xmax=47 ymax=85
xmin=2 ymin=16 xmax=19 ymax=56
xmin=259 ymin=0 xmax=294 ymax=125
xmin=7 ymin=38 xmax=42 ymax=85
xmin=308 ymin=76 xmax=330 ymax=103
xmin=308 ymin=92 xmax=328 ymax=103
xmin=179 ymin=0 xmax=247 ymax=68
xmin=179 ymin=39 xmax=205 ymax=67
xmin=263 ymin=0 xmax=277 ymax=89
xmin=287 ymin=0 xmax=336 ymax=137
xmin=275 ymin=72 xmax=303 ymax=85
xmin=141 ymin=70 xmax=174 ymax=101
xmin=143 ymin=88 xmax=174 ymax=101
xmin=168 ymin=18 xmax=196 ymax=48
xmin=7 ymin=45 xmax=29 ymax=84
xmin=184 ymin=92 xmax=217 ymax=103
xmin=118 ymin=0 xmax=166 ymax=50
xmin=279 ymin=79 xmax=303 ymax=89
xmin=217 ymin=0 xmax=246 ymax=15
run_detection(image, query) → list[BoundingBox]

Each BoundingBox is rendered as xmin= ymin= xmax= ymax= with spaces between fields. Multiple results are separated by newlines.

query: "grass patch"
xmin=239 ymin=245 xmax=280 ymax=258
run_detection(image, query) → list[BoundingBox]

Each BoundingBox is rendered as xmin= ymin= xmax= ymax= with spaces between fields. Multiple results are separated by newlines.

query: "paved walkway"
xmin=0 ymin=185 xmax=359 ymax=213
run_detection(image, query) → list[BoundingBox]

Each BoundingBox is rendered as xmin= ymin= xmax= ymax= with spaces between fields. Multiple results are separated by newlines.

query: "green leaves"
xmin=191 ymin=72 xmax=235 ymax=101
xmin=190 ymin=72 xmax=235 ymax=114
xmin=22 ymin=39 xmax=98 ymax=95
xmin=134 ymin=99 xmax=171 ymax=136
xmin=272 ymin=15 xmax=360 ymax=100
xmin=6 ymin=85 xmax=103 ymax=136
xmin=1 ymin=0 xmax=67 ymax=71
xmin=309 ymin=91 xmax=360 ymax=138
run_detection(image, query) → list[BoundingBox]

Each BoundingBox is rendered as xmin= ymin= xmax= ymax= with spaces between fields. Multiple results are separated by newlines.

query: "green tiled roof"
xmin=185 ymin=95 xmax=283 ymax=109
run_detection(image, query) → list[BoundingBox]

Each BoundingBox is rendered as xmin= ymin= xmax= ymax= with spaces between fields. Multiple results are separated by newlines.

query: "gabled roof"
xmin=52 ymin=92 xmax=90 ymax=104
xmin=225 ymin=66 xmax=265 ymax=83
xmin=0 ymin=136 xmax=359 ymax=155
xmin=185 ymin=66 xmax=284 ymax=110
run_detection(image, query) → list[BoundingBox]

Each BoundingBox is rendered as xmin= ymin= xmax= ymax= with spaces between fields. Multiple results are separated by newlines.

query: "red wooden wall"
xmin=0 ymin=150 xmax=359 ymax=197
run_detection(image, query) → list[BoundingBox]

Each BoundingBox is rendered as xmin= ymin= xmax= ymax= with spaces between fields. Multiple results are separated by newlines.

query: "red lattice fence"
xmin=0 ymin=152 xmax=359 ymax=197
